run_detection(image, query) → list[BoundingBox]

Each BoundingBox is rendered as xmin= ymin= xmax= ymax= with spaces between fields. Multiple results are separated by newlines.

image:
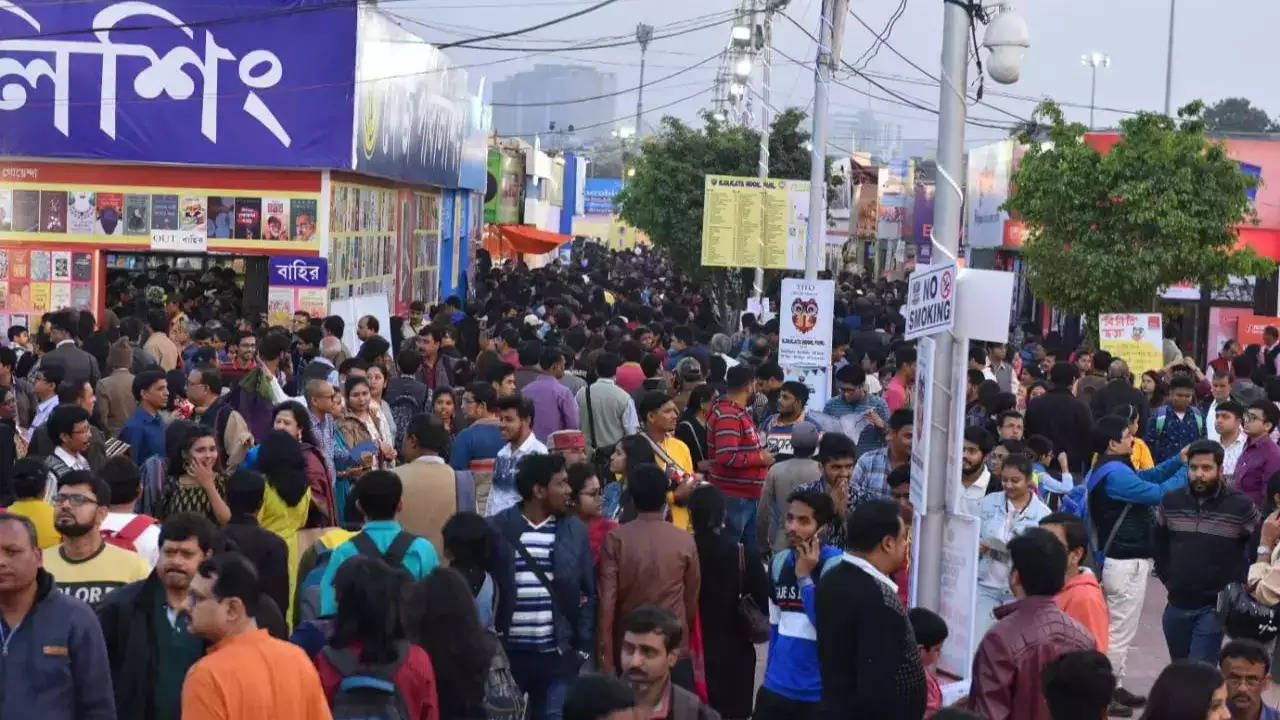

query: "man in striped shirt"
xmin=708 ymin=365 xmax=776 ymax=555
xmin=489 ymin=453 xmax=596 ymax=720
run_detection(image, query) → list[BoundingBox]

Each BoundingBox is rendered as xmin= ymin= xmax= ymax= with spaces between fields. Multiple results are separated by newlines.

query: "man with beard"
xmin=620 ymin=606 xmax=720 ymax=720
xmin=755 ymin=491 xmax=843 ymax=720
xmin=489 ymin=395 xmax=548 ymax=517
xmin=1154 ymin=439 xmax=1258 ymax=664
xmin=959 ymin=426 xmax=996 ymax=516
xmin=97 ymin=513 xmax=217 ymax=720
xmin=0 ymin=512 xmax=115 ymax=720
xmin=42 ymin=470 xmax=149 ymax=610
xmin=1218 ymin=640 xmax=1280 ymax=720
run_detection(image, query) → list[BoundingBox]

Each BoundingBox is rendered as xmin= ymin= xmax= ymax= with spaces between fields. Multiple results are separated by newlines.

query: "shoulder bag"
xmin=737 ymin=544 xmax=770 ymax=644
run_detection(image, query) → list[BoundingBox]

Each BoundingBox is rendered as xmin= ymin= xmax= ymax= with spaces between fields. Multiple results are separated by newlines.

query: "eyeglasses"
xmin=1226 ymin=673 xmax=1266 ymax=687
xmin=579 ymin=489 xmax=603 ymax=498
xmin=52 ymin=493 xmax=98 ymax=507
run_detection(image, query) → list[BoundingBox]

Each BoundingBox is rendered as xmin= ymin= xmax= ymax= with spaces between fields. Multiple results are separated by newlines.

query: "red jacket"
xmin=315 ymin=641 xmax=440 ymax=720
xmin=707 ymin=397 xmax=770 ymax=499
xmin=968 ymin=596 xmax=1094 ymax=720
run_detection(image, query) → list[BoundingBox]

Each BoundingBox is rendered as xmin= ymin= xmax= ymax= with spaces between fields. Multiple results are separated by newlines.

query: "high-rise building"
xmin=492 ymin=65 xmax=619 ymax=150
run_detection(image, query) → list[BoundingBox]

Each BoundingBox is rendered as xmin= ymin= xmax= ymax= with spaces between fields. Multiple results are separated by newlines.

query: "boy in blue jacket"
xmin=755 ymin=489 xmax=844 ymax=720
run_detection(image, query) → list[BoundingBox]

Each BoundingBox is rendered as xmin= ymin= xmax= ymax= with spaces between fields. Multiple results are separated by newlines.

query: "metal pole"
xmin=753 ymin=7 xmax=771 ymax=303
xmin=804 ymin=0 xmax=840 ymax=280
xmin=1089 ymin=65 xmax=1097 ymax=130
xmin=1164 ymin=0 xmax=1175 ymax=115
xmin=914 ymin=0 xmax=970 ymax=615
xmin=635 ymin=23 xmax=654 ymax=134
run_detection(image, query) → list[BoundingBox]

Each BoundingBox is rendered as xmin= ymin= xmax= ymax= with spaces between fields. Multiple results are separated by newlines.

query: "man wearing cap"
xmin=549 ymin=430 xmax=589 ymax=467
xmin=672 ymin=357 xmax=706 ymax=416
xmin=756 ymin=421 xmax=823 ymax=557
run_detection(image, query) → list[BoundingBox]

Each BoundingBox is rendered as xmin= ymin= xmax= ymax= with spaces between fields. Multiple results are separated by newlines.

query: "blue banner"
xmin=269 ymin=256 xmax=327 ymax=287
xmin=584 ymin=178 xmax=621 ymax=215
xmin=0 ymin=0 xmax=357 ymax=168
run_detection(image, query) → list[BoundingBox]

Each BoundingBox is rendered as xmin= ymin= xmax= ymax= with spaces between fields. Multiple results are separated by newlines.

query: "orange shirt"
xmin=1055 ymin=571 xmax=1110 ymax=654
xmin=181 ymin=628 xmax=333 ymax=720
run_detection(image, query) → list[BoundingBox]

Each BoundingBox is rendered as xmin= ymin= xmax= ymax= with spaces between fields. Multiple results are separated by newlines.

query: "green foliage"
xmin=1005 ymin=101 xmax=1274 ymax=320
xmin=1203 ymin=97 xmax=1277 ymax=133
xmin=614 ymin=108 xmax=814 ymax=317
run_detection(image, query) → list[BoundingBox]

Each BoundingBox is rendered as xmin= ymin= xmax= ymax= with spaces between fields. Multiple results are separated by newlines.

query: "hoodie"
xmin=1054 ymin=570 xmax=1109 ymax=653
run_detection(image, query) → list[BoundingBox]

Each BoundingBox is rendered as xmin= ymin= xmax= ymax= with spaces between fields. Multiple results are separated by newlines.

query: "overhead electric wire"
xmin=436 ymin=0 xmax=620 ymax=49
xmin=848 ymin=0 xmax=907 ymax=72
xmin=439 ymin=13 xmax=743 ymax=52
xmin=389 ymin=8 xmax=735 ymax=48
xmin=489 ymin=52 xmax=721 ymax=107
xmin=501 ymin=85 xmax=713 ymax=139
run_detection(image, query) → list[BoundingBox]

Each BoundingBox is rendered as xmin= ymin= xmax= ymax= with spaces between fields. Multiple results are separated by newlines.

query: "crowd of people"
xmin=0 ymin=242 xmax=1278 ymax=720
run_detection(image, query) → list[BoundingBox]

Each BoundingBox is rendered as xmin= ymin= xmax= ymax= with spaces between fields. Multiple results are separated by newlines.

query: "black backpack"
xmin=321 ymin=640 xmax=411 ymax=720
xmin=350 ymin=532 xmax=417 ymax=585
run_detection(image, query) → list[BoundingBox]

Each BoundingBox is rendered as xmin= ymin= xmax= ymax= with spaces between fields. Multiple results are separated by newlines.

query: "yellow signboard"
xmin=1099 ymin=313 xmax=1164 ymax=385
xmin=701 ymin=175 xmax=809 ymax=269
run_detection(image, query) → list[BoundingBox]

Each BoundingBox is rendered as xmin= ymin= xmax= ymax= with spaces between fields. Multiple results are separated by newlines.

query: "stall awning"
xmin=494 ymin=224 xmax=572 ymax=255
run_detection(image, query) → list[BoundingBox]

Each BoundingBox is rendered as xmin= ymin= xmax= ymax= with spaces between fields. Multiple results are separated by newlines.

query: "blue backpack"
xmin=1062 ymin=461 xmax=1127 ymax=571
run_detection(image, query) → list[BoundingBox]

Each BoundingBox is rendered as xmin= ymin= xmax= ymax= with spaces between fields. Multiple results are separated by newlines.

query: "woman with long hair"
xmin=273 ymin=400 xmax=338 ymax=526
xmin=314 ymin=556 xmax=439 ymax=720
xmin=440 ymin=511 xmax=501 ymax=630
xmin=567 ymin=461 xmax=616 ymax=566
xmin=975 ymin=452 xmax=1052 ymax=637
xmin=336 ymin=375 xmax=395 ymax=521
xmin=1139 ymin=660 xmax=1230 ymax=720
xmin=1143 ymin=370 xmax=1169 ymax=411
xmin=405 ymin=567 xmax=497 ymax=720
xmin=158 ymin=422 xmax=231 ymax=524
xmin=367 ymin=362 xmax=397 ymax=442
xmin=432 ymin=387 xmax=457 ymax=437
xmin=602 ymin=434 xmax=656 ymax=523
xmin=688 ymin=484 xmax=768 ymax=719
xmin=675 ymin=384 xmax=717 ymax=467
xmin=255 ymin=429 xmax=313 ymax=622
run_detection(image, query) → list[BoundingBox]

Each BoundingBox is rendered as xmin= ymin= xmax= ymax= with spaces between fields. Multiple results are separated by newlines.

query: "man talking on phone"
xmin=754 ymin=489 xmax=844 ymax=720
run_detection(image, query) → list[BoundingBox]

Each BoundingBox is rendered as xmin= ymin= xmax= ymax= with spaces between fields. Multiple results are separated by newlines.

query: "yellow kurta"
xmin=257 ymin=483 xmax=312 ymax=627
xmin=657 ymin=436 xmax=695 ymax=531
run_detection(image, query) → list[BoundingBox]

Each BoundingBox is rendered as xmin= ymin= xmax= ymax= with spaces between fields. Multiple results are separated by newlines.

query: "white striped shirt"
xmin=509 ymin=515 xmax=557 ymax=652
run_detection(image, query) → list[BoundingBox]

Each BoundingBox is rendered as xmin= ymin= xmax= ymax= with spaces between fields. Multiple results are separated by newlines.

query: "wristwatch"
xmin=1258 ymin=545 xmax=1272 ymax=557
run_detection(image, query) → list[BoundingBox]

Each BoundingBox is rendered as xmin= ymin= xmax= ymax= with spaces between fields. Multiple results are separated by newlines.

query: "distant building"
xmin=493 ymin=65 xmax=618 ymax=150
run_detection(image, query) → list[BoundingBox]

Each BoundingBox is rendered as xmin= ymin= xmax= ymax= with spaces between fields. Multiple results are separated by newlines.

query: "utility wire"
xmin=848 ymin=0 xmax=907 ymax=71
xmin=489 ymin=52 xmax=721 ymax=107
xmin=436 ymin=0 xmax=620 ymax=48
xmin=393 ymin=8 xmax=735 ymax=47
xmin=442 ymin=13 xmax=743 ymax=52
xmin=501 ymin=85 xmax=712 ymax=138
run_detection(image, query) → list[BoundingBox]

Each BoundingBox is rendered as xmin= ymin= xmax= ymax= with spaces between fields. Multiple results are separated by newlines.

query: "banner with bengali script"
xmin=0 ymin=0 xmax=356 ymax=168
xmin=267 ymin=256 xmax=328 ymax=325
xmin=1099 ymin=313 xmax=1164 ymax=384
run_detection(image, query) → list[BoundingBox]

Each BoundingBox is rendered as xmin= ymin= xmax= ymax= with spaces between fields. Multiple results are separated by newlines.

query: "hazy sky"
xmin=392 ymin=0 xmax=1280 ymax=149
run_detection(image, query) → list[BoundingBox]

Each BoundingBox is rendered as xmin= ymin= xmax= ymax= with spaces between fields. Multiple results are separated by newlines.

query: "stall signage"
xmin=150 ymin=229 xmax=207 ymax=253
xmin=905 ymin=261 xmax=956 ymax=340
xmin=269 ymin=256 xmax=327 ymax=287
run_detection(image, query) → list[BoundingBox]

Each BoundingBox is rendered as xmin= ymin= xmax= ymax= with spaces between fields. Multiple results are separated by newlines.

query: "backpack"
xmin=1153 ymin=405 xmax=1205 ymax=439
xmin=389 ymin=395 xmax=422 ymax=454
xmin=483 ymin=630 xmax=525 ymax=719
xmin=351 ymin=531 xmax=417 ymax=585
xmin=321 ymin=641 xmax=411 ymax=720
xmin=1063 ymin=461 xmax=1128 ymax=572
xmin=101 ymin=514 xmax=156 ymax=553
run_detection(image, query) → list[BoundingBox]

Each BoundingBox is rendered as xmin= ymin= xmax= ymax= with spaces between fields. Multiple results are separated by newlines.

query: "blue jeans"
xmin=1162 ymin=604 xmax=1223 ymax=664
xmin=724 ymin=496 xmax=759 ymax=556
xmin=508 ymin=649 xmax=570 ymax=720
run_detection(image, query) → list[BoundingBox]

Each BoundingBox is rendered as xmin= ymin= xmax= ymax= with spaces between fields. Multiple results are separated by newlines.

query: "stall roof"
xmin=495 ymin=224 xmax=571 ymax=255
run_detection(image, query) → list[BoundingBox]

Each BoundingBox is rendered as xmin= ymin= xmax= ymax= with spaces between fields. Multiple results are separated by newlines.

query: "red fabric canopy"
xmin=494 ymin=224 xmax=572 ymax=255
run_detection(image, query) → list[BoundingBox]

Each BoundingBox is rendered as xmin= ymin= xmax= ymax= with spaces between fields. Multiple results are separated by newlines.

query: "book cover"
xmin=71 ymin=253 xmax=92 ymax=282
xmin=207 ymin=196 xmax=233 ymax=238
xmin=263 ymin=197 xmax=288 ymax=240
xmin=30 ymin=282 xmax=49 ymax=312
xmin=291 ymin=198 xmax=318 ymax=242
xmin=66 ymin=192 xmax=95 ymax=234
xmin=95 ymin=192 xmax=123 ymax=235
xmin=0 ymin=250 xmax=8 ymax=281
xmin=7 ymin=281 xmax=27 ymax=312
xmin=10 ymin=250 xmax=28 ymax=280
xmin=30 ymin=251 xmax=49 ymax=281
xmin=0 ymin=190 xmax=11 ymax=231
xmin=70 ymin=284 xmax=91 ymax=309
xmin=50 ymin=251 xmax=70 ymax=281
xmin=12 ymin=190 xmax=38 ymax=232
xmin=123 ymin=194 xmax=150 ymax=235
xmin=234 ymin=197 xmax=261 ymax=240
xmin=39 ymin=191 xmax=66 ymax=233
xmin=151 ymin=194 xmax=179 ymax=230
xmin=50 ymin=282 xmax=70 ymax=310
xmin=182 ymin=196 xmax=209 ymax=234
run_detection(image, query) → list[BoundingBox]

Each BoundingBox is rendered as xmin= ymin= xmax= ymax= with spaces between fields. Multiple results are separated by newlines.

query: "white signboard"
xmin=909 ymin=336 xmax=935 ymax=514
xmin=954 ymin=269 xmax=1016 ymax=343
xmin=783 ymin=365 xmax=830 ymax=415
xmin=150 ymin=230 xmax=208 ymax=253
xmin=938 ymin=512 xmax=981 ymax=680
xmin=904 ymin=261 xmax=956 ymax=340
xmin=778 ymin=278 xmax=835 ymax=367
xmin=946 ymin=338 xmax=971 ymax=515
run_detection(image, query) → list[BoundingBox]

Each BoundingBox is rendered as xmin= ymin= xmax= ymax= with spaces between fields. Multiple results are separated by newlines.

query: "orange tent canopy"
xmin=494 ymin=224 xmax=572 ymax=255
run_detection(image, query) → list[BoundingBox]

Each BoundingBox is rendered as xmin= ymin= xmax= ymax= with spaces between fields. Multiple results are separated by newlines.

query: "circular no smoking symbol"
xmin=941 ymin=271 xmax=953 ymax=300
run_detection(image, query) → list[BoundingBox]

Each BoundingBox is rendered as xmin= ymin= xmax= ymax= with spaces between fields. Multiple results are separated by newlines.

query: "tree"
xmin=1203 ymin=97 xmax=1276 ymax=133
xmin=1006 ymin=101 xmax=1273 ymax=335
xmin=614 ymin=108 xmax=815 ymax=322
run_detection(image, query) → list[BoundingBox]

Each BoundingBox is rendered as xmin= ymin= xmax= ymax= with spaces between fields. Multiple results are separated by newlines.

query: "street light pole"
xmin=1164 ymin=0 xmax=1176 ymax=115
xmin=804 ymin=0 xmax=846 ymax=281
xmin=1081 ymin=52 xmax=1109 ymax=130
xmin=752 ymin=4 xmax=773 ymax=304
xmin=635 ymin=23 xmax=654 ymax=136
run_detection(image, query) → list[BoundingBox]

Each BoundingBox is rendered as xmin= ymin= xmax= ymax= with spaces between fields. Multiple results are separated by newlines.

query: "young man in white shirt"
xmin=98 ymin=455 xmax=161 ymax=568
xmin=43 ymin=404 xmax=92 ymax=500
xmin=960 ymin=426 xmax=996 ymax=517
xmin=1216 ymin=400 xmax=1247 ymax=486
xmin=489 ymin=394 xmax=548 ymax=517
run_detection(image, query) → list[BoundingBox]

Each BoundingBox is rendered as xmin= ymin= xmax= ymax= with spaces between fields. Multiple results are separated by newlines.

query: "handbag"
xmin=1217 ymin=582 xmax=1280 ymax=643
xmin=737 ymin=544 xmax=770 ymax=644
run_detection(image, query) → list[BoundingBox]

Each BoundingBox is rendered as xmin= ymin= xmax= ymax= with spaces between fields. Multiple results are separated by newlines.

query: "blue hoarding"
xmin=0 ymin=0 xmax=356 ymax=169
xmin=584 ymin=178 xmax=621 ymax=215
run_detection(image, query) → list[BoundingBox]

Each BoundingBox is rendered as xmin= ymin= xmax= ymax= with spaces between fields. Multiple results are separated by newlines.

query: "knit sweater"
xmin=815 ymin=559 xmax=926 ymax=720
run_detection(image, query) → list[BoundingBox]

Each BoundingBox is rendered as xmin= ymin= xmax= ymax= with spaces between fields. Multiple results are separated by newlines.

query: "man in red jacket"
xmin=707 ymin=365 xmax=774 ymax=554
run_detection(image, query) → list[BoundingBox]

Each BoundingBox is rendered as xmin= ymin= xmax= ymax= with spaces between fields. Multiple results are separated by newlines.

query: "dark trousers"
xmin=508 ymin=648 xmax=570 ymax=720
xmin=753 ymin=686 xmax=819 ymax=720
xmin=1162 ymin=604 xmax=1223 ymax=665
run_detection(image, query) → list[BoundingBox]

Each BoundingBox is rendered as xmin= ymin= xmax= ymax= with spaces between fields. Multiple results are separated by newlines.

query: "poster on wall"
xmin=966 ymin=140 xmax=1014 ymax=249
xmin=151 ymin=195 xmax=179 ymax=231
xmin=0 ymin=191 xmax=10 ymax=231
xmin=778 ymin=278 xmax=835 ymax=366
xmin=263 ymin=198 xmax=289 ymax=240
xmin=1099 ymin=314 xmax=1164 ymax=384
xmin=67 ymin=192 xmax=95 ymax=234
xmin=95 ymin=193 xmax=124 ymax=236
xmin=124 ymin=195 xmax=150 ymax=235
xmin=207 ymin=197 xmax=234 ymax=238
xmin=269 ymin=256 xmax=329 ymax=324
xmin=291 ymin=199 xmax=318 ymax=243
xmin=12 ymin=191 xmax=37 ymax=232
xmin=40 ymin=191 xmax=66 ymax=233
xmin=235 ymin=197 xmax=262 ymax=239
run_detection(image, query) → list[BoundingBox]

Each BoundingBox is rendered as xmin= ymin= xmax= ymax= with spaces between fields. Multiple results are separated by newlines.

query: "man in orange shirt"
xmin=1040 ymin=513 xmax=1109 ymax=653
xmin=181 ymin=553 xmax=333 ymax=720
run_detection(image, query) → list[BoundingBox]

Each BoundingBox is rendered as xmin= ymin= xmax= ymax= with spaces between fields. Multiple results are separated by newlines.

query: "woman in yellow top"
xmin=1125 ymin=404 xmax=1155 ymax=470
xmin=8 ymin=458 xmax=60 ymax=548
xmin=255 ymin=429 xmax=313 ymax=626
xmin=637 ymin=391 xmax=699 ymax=531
